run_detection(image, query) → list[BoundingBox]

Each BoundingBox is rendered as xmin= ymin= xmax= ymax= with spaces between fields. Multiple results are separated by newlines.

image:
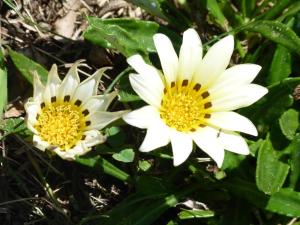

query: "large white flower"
xmin=123 ymin=29 xmax=268 ymax=167
xmin=25 ymin=61 xmax=127 ymax=160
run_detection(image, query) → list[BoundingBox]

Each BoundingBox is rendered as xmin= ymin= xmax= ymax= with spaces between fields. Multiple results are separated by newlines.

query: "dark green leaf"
xmin=9 ymin=49 xmax=48 ymax=84
xmin=0 ymin=68 xmax=7 ymax=118
xmin=279 ymin=109 xmax=299 ymax=140
xmin=260 ymin=0 xmax=293 ymax=20
xmin=266 ymin=188 xmax=300 ymax=217
xmin=243 ymin=20 xmax=300 ymax=55
xmin=178 ymin=209 xmax=214 ymax=219
xmin=256 ymin=136 xmax=290 ymax=195
xmin=0 ymin=118 xmax=32 ymax=139
xmin=84 ymin=18 xmax=159 ymax=57
xmin=112 ymin=148 xmax=135 ymax=163
xmin=267 ymin=45 xmax=291 ymax=85
xmin=287 ymin=134 xmax=300 ymax=188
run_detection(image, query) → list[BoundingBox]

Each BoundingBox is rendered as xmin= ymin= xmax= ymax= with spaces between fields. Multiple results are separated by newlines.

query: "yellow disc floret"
xmin=160 ymin=80 xmax=212 ymax=132
xmin=34 ymin=100 xmax=87 ymax=150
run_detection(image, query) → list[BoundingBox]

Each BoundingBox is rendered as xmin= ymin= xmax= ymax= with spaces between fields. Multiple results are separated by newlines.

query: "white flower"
xmin=123 ymin=29 xmax=268 ymax=167
xmin=25 ymin=61 xmax=127 ymax=160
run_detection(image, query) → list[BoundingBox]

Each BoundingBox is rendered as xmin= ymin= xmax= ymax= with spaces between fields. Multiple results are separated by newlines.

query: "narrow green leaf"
xmin=112 ymin=148 xmax=135 ymax=163
xmin=267 ymin=45 xmax=292 ymax=85
xmin=223 ymin=178 xmax=268 ymax=208
xmin=260 ymin=0 xmax=293 ymax=20
xmin=126 ymin=0 xmax=190 ymax=30
xmin=279 ymin=109 xmax=299 ymax=140
xmin=256 ymin=136 xmax=290 ymax=195
xmin=278 ymin=1 xmax=300 ymax=22
xmin=206 ymin=0 xmax=228 ymax=30
xmin=9 ymin=49 xmax=48 ymax=84
xmin=178 ymin=209 xmax=214 ymax=219
xmin=287 ymin=134 xmax=300 ymax=188
xmin=244 ymin=20 xmax=300 ymax=55
xmin=84 ymin=18 xmax=159 ymax=57
xmin=118 ymin=90 xmax=141 ymax=102
xmin=0 ymin=51 xmax=7 ymax=118
xmin=75 ymin=154 xmax=132 ymax=182
xmin=266 ymin=188 xmax=300 ymax=217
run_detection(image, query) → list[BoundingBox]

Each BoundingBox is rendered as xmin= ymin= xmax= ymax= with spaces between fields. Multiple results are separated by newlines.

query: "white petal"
xmin=170 ymin=130 xmax=193 ymax=166
xmin=33 ymin=135 xmax=50 ymax=151
xmin=217 ymin=131 xmax=249 ymax=155
xmin=211 ymin=84 xmax=268 ymax=111
xmin=82 ymin=91 xmax=117 ymax=114
xmin=72 ymin=67 xmax=108 ymax=103
xmin=194 ymin=35 xmax=234 ymax=87
xmin=122 ymin=105 xmax=160 ymax=129
xmin=53 ymin=143 xmax=88 ymax=161
xmin=127 ymin=55 xmax=164 ymax=86
xmin=83 ymin=130 xmax=106 ymax=148
xmin=192 ymin=127 xmax=225 ymax=168
xmin=178 ymin=29 xmax=202 ymax=82
xmin=208 ymin=111 xmax=258 ymax=136
xmin=58 ymin=61 xmax=81 ymax=99
xmin=87 ymin=110 xmax=128 ymax=130
xmin=43 ymin=64 xmax=61 ymax=104
xmin=129 ymin=73 xmax=163 ymax=108
xmin=25 ymin=102 xmax=40 ymax=132
xmin=210 ymin=64 xmax=262 ymax=93
xmin=153 ymin=33 xmax=178 ymax=85
xmin=139 ymin=120 xmax=170 ymax=152
xmin=33 ymin=71 xmax=45 ymax=100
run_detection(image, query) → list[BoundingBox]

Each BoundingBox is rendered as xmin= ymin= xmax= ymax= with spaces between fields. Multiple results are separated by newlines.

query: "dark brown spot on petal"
xmin=199 ymin=124 xmax=206 ymax=128
xmin=163 ymin=88 xmax=167 ymax=94
xmin=64 ymin=95 xmax=70 ymax=102
xmin=193 ymin=83 xmax=201 ymax=91
xmin=82 ymin=109 xmax=89 ymax=116
xmin=40 ymin=102 xmax=45 ymax=108
xmin=182 ymin=79 xmax=188 ymax=87
xmin=204 ymin=114 xmax=211 ymax=119
xmin=190 ymin=128 xmax=196 ymax=132
xmin=204 ymin=102 xmax=212 ymax=109
xmin=171 ymin=81 xmax=176 ymax=88
xmin=51 ymin=96 xmax=56 ymax=102
xmin=75 ymin=100 xmax=82 ymax=106
xmin=36 ymin=114 xmax=40 ymax=120
xmin=201 ymin=91 xmax=210 ymax=99
xmin=85 ymin=121 xmax=91 ymax=126
xmin=81 ymin=135 xmax=86 ymax=140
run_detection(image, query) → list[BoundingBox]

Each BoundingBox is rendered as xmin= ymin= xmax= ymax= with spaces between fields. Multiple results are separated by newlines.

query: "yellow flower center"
xmin=160 ymin=80 xmax=212 ymax=132
xmin=34 ymin=98 xmax=89 ymax=150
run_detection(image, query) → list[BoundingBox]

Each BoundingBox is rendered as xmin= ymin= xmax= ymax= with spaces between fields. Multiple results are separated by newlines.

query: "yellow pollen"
xmin=160 ymin=80 xmax=212 ymax=132
xmin=34 ymin=101 xmax=87 ymax=150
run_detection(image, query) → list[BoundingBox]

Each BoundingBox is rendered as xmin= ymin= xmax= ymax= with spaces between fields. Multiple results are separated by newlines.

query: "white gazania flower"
xmin=25 ymin=61 xmax=127 ymax=160
xmin=123 ymin=29 xmax=268 ymax=167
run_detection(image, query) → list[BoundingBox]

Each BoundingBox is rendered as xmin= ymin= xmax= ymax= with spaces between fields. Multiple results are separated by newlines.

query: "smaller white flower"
xmin=25 ymin=61 xmax=127 ymax=160
xmin=123 ymin=29 xmax=268 ymax=167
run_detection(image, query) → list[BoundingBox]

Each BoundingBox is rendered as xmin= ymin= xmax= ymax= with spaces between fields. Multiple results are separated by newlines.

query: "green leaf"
xmin=112 ymin=148 xmax=135 ymax=163
xmin=260 ymin=0 xmax=293 ymax=20
xmin=75 ymin=154 xmax=132 ymax=182
xmin=0 ymin=62 xmax=7 ymax=118
xmin=267 ymin=44 xmax=292 ymax=85
xmin=243 ymin=20 xmax=300 ymax=55
xmin=266 ymin=188 xmax=300 ymax=217
xmin=178 ymin=209 xmax=214 ymax=219
xmin=223 ymin=178 xmax=268 ymax=208
xmin=126 ymin=0 xmax=190 ymax=30
xmin=256 ymin=136 xmax=290 ymax=195
xmin=205 ymin=0 xmax=228 ymax=30
xmin=0 ymin=118 xmax=32 ymax=139
xmin=279 ymin=109 xmax=299 ymax=140
xmin=9 ymin=49 xmax=48 ymax=84
xmin=278 ymin=1 xmax=300 ymax=22
xmin=138 ymin=160 xmax=152 ymax=171
xmin=106 ymin=126 xmax=126 ymax=147
xmin=84 ymin=18 xmax=159 ymax=57
xmin=118 ymin=89 xmax=141 ymax=102
xmin=287 ymin=134 xmax=300 ymax=188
